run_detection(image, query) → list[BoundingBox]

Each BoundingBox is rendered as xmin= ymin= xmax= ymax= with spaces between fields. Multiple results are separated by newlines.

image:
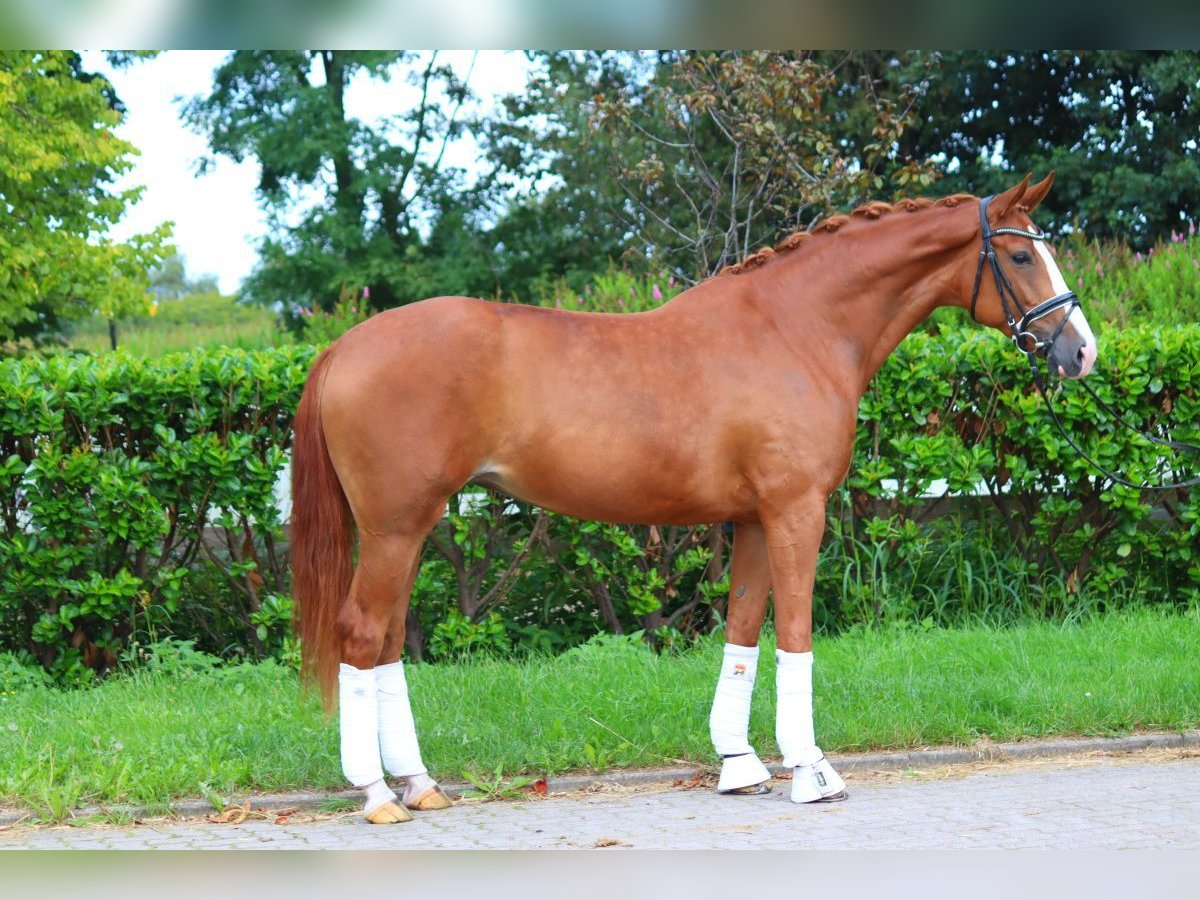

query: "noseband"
xmin=970 ymin=194 xmax=1080 ymax=364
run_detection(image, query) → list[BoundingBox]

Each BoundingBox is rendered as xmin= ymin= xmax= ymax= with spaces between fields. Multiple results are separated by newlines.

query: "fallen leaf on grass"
xmin=208 ymin=804 xmax=299 ymax=826
xmin=523 ymin=778 xmax=548 ymax=797
xmin=672 ymin=772 xmax=711 ymax=791
xmin=208 ymin=804 xmax=249 ymax=825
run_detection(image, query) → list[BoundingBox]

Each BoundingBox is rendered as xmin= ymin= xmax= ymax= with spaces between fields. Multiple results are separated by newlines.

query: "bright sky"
xmin=84 ymin=51 xmax=533 ymax=295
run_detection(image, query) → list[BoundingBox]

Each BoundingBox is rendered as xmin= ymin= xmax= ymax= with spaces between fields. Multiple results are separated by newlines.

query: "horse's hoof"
xmin=716 ymin=752 xmax=772 ymax=794
xmin=789 ymin=756 xmax=847 ymax=804
xmin=365 ymin=800 xmax=413 ymax=824
xmin=405 ymin=784 xmax=454 ymax=811
xmin=722 ymin=783 xmax=773 ymax=796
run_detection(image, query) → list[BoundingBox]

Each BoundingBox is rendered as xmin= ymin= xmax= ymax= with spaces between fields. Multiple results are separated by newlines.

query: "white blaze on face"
xmin=1034 ymin=239 xmax=1097 ymax=377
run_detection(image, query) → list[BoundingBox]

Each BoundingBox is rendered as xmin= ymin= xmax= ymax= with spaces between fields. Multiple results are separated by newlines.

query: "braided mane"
xmin=717 ymin=193 xmax=977 ymax=277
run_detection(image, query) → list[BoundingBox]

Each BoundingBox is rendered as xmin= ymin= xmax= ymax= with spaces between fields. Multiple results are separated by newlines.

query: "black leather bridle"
xmin=969 ymin=193 xmax=1080 ymax=368
xmin=970 ymin=195 xmax=1199 ymax=492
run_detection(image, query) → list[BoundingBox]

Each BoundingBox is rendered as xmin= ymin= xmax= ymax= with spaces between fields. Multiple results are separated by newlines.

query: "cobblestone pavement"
xmin=2 ymin=752 xmax=1197 ymax=849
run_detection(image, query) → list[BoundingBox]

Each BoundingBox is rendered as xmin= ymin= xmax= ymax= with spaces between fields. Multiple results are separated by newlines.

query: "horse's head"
xmin=968 ymin=173 xmax=1097 ymax=380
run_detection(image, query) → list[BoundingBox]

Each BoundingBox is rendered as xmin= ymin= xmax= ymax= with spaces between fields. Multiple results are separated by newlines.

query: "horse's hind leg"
xmin=337 ymin=530 xmax=426 ymax=824
xmin=709 ymin=522 xmax=773 ymax=795
xmin=375 ymin=592 xmax=453 ymax=813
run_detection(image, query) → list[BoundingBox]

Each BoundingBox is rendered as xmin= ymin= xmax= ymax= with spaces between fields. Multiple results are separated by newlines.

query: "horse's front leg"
xmin=763 ymin=494 xmax=847 ymax=803
xmin=709 ymin=522 xmax=773 ymax=794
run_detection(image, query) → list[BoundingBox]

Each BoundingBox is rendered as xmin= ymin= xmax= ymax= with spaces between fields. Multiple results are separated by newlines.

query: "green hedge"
xmin=0 ymin=346 xmax=314 ymax=683
xmin=834 ymin=325 xmax=1200 ymax=629
xmin=1 ymin=328 xmax=1197 ymax=680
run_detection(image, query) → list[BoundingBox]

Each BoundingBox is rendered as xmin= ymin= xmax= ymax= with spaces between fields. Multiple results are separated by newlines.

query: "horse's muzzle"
xmin=1049 ymin=333 xmax=1096 ymax=380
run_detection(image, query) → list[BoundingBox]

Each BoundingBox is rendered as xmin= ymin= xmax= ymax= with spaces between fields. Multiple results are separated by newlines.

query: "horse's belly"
xmin=481 ymin=433 xmax=751 ymax=526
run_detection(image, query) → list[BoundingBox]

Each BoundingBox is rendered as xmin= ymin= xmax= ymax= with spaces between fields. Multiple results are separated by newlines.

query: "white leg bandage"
xmin=710 ymin=643 xmax=759 ymax=756
xmin=710 ymin=643 xmax=771 ymax=792
xmin=776 ymin=649 xmax=845 ymax=803
xmin=339 ymin=663 xmax=396 ymax=811
xmin=376 ymin=659 xmax=428 ymax=779
xmin=774 ymin=649 xmax=818 ymax=767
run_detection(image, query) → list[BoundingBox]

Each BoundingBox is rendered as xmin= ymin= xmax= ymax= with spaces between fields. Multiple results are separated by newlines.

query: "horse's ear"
xmin=990 ymin=173 xmax=1032 ymax=220
xmin=1020 ymin=172 xmax=1055 ymax=213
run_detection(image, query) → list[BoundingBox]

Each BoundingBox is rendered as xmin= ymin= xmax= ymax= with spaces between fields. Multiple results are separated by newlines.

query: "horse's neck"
xmin=751 ymin=209 xmax=974 ymax=394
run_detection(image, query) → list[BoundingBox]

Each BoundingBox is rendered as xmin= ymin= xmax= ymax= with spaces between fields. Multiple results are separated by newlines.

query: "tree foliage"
xmin=185 ymin=50 xmax=1199 ymax=309
xmin=185 ymin=51 xmax=478 ymax=313
xmin=592 ymin=50 xmax=938 ymax=279
xmin=150 ymin=253 xmax=220 ymax=301
xmin=485 ymin=51 xmax=937 ymax=288
xmin=898 ymin=51 xmax=1200 ymax=247
xmin=482 ymin=52 xmax=658 ymax=298
xmin=0 ymin=51 xmax=168 ymax=347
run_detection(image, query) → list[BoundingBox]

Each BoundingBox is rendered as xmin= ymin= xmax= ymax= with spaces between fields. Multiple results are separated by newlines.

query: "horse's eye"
xmin=1011 ymin=251 xmax=1033 ymax=265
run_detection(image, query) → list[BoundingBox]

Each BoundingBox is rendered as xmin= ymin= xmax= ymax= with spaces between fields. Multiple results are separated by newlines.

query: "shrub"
xmin=1059 ymin=226 xmax=1200 ymax=328
xmin=0 ymin=346 xmax=314 ymax=677
xmin=1 ymin=323 xmax=1196 ymax=680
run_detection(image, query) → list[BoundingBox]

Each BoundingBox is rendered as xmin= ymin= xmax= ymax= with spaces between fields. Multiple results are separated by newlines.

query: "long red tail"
xmin=290 ymin=344 xmax=353 ymax=708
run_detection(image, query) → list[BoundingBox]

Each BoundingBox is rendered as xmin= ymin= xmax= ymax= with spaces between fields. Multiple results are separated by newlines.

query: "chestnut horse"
xmin=290 ymin=173 xmax=1096 ymax=823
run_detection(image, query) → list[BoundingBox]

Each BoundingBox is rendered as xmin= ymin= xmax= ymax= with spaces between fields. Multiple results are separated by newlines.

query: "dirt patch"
xmin=840 ymin=745 xmax=1200 ymax=787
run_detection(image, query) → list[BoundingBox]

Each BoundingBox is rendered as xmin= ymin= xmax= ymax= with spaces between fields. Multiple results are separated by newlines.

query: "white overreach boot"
xmin=709 ymin=643 xmax=772 ymax=794
xmin=339 ymin=663 xmax=410 ymax=823
xmin=789 ymin=751 xmax=847 ymax=804
xmin=775 ymin=649 xmax=847 ymax=803
xmin=377 ymin=659 xmax=453 ymax=811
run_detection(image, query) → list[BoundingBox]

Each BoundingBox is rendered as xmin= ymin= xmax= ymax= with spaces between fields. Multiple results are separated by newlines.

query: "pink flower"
xmin=652 ymin=284 xmax=663 ymax=300
xmin=629 ymin=287 xmax=635 ymax=297
xmin=1190 ymin=221 xmax=1196 ymax=237
xmin=1135 ymin=252 xmax=1143 ymax=262
xmin=1094 ymin=262 xmax=1103 ymax=275
xmin=362 ymin=286 xmax=371 ymax=299
xmin=1172 ymin=230 xmax=1181 ymax=243
xmin=668 ymin=276 xmax=676 ymax=287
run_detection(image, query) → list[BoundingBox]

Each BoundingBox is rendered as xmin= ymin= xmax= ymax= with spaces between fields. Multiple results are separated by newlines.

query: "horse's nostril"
xmin=1076 ymin=341 xmax=1097 ymax=378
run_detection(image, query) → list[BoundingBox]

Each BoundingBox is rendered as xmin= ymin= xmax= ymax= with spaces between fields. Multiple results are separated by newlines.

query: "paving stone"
xmin=2 ymin=755 xmax=1198 ymax=849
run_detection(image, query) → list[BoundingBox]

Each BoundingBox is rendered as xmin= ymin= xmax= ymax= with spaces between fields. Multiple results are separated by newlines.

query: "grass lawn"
xmin=1 ymin=608 xmax=1197 ymax=818
xmin=67 ymin=296 xmax=282 ymax=356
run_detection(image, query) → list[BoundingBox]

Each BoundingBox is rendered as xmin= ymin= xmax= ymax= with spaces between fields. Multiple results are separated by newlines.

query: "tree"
xmin=0 ymin=51 xmax=169 ymax=347
xmin=482 ymin=52 xmax=659 ymax=298
xmin=150 ymin=253 xmax=220 ymax=300
xmin=185 ymin=51 xmax=476 ymax=314
xmin=485 ymin=51 xmax=936 ymax=287
xmin=595 ymin=51 xmax=938 ymax=280
xmin=897 ymin=51 xmax=1200 ymax=247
